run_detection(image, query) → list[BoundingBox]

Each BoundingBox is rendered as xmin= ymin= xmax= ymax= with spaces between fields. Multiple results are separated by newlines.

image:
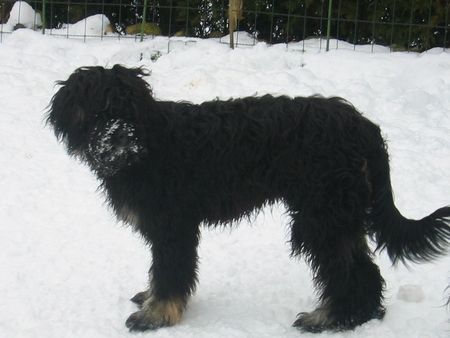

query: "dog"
xmin=47 ymin=64 xmax=450 ymax=332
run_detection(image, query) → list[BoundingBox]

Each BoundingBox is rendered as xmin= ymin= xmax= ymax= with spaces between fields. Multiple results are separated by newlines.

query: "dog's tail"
xmin=366 ymin=130 xmax=450 ymax=265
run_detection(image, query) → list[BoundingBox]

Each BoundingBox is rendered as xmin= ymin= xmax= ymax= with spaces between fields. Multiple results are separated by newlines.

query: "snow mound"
xmin=222 ymin=31 xmax=257 ymax=46
xmin=396 ymin=284 xmax=425 ymax=303
xmin=5 ymin=1 xmax=42 ymax=31
xmin=52 ymin=14 xmax=112 ymax=36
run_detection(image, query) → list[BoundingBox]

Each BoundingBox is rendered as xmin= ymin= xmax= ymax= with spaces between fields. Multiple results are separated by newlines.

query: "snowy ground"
xmin=0 ymin=28 xmax=449 ymax=338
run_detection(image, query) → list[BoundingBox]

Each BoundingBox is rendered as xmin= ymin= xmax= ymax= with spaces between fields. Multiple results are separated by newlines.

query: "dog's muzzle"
xmin=86 ymin=119 xmax=147 ymax=177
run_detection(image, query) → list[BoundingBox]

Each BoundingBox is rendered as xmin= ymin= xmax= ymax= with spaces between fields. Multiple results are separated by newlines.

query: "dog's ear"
xmin=110 ymin=64 xmax=153 ymax=109
xmin=111 ymin=64 xmax=151 ymax=80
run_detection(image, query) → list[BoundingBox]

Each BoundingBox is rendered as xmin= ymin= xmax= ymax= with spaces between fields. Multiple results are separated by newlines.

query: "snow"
xmin=50 ymin=14 xmax=112 ymax=37
xmin=396 ymin=285 xmax=425 ymax=303
xmin=2 ymin=5 xmax=110 ymax=36
xmin=3 ymin=1 xmax=42 ymax=31
xmin=221 ymin=31 xmax=257 ymax=46
xmin=0 ymin=17 xmax=449 ymax=338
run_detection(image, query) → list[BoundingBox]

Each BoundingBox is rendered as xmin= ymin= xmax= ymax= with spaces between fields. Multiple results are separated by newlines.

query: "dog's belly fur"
xmin=107 ymin=157 xmax=285 ymax=228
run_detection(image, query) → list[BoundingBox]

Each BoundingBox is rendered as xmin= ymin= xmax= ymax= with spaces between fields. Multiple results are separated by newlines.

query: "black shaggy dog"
xmin=47 ymin=64 xmax=450 ymax=333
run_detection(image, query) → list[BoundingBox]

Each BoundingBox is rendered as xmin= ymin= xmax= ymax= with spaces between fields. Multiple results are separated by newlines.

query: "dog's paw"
xmin=293 ymin=307 xmax=336 ymax=333
xmin=293 ymin=305 xmax=385 ymax=332
xmin=130 ymin=290 xmax=152 ymax=307
xmin=125 ymin=298 xmax=185 ymax=332
xmin=125 ymin=309 xmax=164 ymax=331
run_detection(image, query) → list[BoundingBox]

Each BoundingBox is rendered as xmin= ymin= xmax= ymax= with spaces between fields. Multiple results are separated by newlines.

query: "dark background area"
xmin=1 ymin=1 xmax=449 ymax=51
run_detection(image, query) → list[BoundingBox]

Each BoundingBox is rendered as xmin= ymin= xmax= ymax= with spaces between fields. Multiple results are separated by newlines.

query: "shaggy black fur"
xmin=47 ymin=64 xmax=450 ymax=332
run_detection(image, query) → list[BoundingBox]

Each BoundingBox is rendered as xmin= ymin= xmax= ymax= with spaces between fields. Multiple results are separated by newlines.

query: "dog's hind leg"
xmin=126 ymin=216 xmax=200 ymax=331
xmin=290 ymin=209 xmax=385 ymax=332
xmin=289 ymin=177 xmax=385 ymax=332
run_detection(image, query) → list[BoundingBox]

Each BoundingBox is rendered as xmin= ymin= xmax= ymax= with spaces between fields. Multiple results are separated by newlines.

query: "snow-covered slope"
xmin=0 ymin=29 xmax=449 ymax=338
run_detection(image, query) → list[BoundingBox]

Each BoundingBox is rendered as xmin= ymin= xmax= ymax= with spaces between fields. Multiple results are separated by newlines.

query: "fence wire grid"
xmin=1 ymin=0 xmax=449 ymax=52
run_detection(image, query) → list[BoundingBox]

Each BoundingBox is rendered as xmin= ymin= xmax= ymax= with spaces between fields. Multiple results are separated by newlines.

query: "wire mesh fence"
xmin=0 ymin=0 xmax=449 ymax=52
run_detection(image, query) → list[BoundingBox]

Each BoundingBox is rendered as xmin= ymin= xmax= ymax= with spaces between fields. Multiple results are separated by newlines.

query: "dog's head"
xmin=47 ymin=64 xmax=152 ymax=177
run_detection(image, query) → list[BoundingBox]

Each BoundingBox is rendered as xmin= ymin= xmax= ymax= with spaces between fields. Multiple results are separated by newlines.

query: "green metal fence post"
xmin=42 ymin=0 xmax=46 ymax=35
xmin=141 ymin=0 xmax=149 ymax=42
xmin=326 ymin=0 xmax=333 ymax=51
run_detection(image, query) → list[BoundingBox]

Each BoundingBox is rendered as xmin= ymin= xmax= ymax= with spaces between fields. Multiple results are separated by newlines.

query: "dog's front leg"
xmin=126 ymin=217 xmax=200 ymax=331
